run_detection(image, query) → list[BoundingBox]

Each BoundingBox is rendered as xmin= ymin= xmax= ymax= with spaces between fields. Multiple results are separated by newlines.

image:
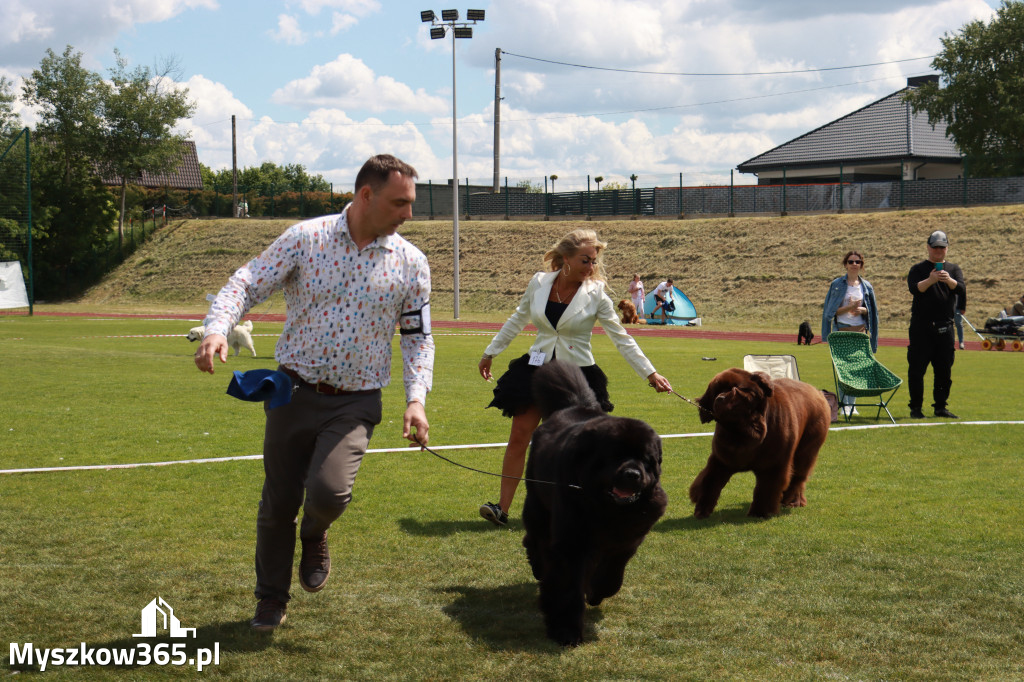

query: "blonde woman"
xmin=477 ymin=229 xmax=672 ymax=526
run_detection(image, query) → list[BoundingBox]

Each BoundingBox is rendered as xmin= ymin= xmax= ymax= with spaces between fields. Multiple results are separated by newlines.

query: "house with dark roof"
xmin=737 ymin=76 xmax=962 ymax=185
xmin=102 ymin=140 xmax=203 ymax=190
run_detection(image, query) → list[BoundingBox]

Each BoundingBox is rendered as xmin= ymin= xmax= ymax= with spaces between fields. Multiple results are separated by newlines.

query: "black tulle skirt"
xmin=487 ymin=353 xmax=614 ymax=417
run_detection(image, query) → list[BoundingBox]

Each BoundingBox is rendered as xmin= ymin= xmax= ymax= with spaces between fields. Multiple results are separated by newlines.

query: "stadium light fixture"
xmin=418 ymin=8 xmax=485 ymax=319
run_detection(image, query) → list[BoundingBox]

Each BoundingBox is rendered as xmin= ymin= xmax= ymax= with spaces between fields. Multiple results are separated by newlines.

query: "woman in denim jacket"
xmin=822 ymin=250 xmax=880 ymax=415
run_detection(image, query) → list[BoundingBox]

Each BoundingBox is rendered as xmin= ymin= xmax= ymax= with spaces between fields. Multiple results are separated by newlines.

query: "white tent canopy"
xmin=0 ymin=261 xmax=30 ymax=309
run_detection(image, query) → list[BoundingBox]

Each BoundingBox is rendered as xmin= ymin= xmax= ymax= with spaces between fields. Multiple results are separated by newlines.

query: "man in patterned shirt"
xmin=194 ymin=154 xmax=434 ymax=631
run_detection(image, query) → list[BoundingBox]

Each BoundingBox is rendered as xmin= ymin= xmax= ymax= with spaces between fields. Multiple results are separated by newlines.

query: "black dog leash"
xmin=412 ymin=438 xmax=582 ymax=490
xmin=668 ymin=388 xmax=714 ymax=418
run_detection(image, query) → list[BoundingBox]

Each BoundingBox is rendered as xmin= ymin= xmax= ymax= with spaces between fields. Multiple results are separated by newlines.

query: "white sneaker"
xmin=842 ymin=406 xmax=859 ymax=417
xmin=959 ymin=342 xmax=965 ymax=349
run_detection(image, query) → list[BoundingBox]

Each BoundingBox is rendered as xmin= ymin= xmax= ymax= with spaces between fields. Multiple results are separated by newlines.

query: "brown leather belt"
xmin=280 ymin=367 xmax=378 ymax=396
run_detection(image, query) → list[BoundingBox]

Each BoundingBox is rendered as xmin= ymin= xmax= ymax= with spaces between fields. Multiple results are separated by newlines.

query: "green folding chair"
xmin=827 ymin=331 xmax=903 ymax=423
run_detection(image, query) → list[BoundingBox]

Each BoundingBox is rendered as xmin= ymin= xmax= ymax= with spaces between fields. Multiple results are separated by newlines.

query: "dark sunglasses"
xmin=846 ymin=259 xmax=863 ymax=265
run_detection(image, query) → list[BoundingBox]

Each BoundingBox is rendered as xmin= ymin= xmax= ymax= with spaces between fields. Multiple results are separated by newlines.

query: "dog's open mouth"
xmin=608 ymin=486 xmax=641 ymax=504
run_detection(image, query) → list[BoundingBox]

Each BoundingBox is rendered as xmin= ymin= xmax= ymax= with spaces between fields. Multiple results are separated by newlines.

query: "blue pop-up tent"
xmin=642 ymin=285 xmax=698 ymax=325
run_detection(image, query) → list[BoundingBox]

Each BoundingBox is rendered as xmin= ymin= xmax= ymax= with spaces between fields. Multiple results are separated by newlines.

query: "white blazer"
xmin=484 ymin=271 xmax=657 ymax=380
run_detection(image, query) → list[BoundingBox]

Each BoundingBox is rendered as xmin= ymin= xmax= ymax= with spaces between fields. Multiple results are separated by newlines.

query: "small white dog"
xmin=187 ymin=320 xmax=257 ymax=357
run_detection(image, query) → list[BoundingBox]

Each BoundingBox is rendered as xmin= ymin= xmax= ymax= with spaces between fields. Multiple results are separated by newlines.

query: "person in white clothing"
xmin=476 ymin=229 xmax=672 ymax=526
xmin=650 ymin=279 xmax=675 ymax=324
xmin=628 ymin=274 xmax=645 ymax=317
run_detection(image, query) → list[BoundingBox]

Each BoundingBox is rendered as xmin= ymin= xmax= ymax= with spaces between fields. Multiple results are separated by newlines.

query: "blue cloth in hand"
xmin=226 ymin=369 xmax=294 ymax=409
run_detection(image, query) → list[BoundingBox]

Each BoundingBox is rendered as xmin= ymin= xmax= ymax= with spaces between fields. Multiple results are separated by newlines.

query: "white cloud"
xmin=0 ymin=8 xmax=53 ymax=46
xmin=269 ymin=14 xmax=307 ymax=45
xmin=177 ymin=75 xmax=254 ymax=168
xmin=295 ymin=0 xmax=380 ymax=16
xmin=0 ymin=0 xmax=218 ymax=71
xmin=6 ymin=0 xmax=1001 ymax=189
xmin=330 ymin=13 xmax=358 ymax=34
xmin=271 ymin=54 xmax=448 ymax=115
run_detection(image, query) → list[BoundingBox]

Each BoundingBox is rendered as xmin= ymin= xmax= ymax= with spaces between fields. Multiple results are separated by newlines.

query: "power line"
xmin=499 ymin=50 xmax=936 ymax=76
xmin=191 ymin=73 xmax=915 ymax=132
xmin=500 ymin=75 xmax=910 ymax=123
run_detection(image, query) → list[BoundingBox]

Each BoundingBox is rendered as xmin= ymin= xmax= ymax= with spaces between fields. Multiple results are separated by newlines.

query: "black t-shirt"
xmin=907 ymin=259 xmax=966 ymax=330
xmin=545 ymin=300 xmax=569 ymax=329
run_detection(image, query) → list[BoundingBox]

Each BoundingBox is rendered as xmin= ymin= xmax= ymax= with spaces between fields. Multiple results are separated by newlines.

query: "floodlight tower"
xmin=420 ymin=8 xmax=485 ymax=320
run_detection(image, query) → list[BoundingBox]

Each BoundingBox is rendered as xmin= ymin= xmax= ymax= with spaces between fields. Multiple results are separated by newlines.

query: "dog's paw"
xmin=548 ymin=626 xmax=584 ymax=648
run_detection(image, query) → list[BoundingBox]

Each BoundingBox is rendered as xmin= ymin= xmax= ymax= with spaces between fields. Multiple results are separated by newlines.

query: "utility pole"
xmin=493 ymin=48 xmax=501 ymax=193
xmin=231 ymin=115 xmax=238 ymax=218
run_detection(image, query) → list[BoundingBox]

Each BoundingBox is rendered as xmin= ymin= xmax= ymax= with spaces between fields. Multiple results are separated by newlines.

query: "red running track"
xmin=2 ymin=309 xmax=968 ymax=349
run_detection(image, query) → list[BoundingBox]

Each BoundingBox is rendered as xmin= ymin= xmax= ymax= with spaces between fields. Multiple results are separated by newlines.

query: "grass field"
xmin=2 ymin=315 xmax=1023 ymax=680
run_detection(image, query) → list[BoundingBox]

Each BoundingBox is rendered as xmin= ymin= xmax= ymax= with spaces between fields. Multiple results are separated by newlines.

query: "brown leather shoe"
xmin=299 ymin=532 xmax=331 ymax=593
xmin=251 ymin=598 xmax=287 ymax=631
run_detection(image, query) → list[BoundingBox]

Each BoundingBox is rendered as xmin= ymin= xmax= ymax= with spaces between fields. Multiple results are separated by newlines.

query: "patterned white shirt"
xmin=204 ymin=207 xmax=434 ymax=403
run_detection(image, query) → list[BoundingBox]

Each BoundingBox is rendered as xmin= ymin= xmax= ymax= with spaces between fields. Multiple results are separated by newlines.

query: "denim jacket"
xmin=822 ymin=275 xmax=879 ymax=352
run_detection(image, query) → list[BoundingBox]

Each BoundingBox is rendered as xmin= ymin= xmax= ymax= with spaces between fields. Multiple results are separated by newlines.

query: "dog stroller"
xmin=963 ymin=315 xmax=1024 ymax=351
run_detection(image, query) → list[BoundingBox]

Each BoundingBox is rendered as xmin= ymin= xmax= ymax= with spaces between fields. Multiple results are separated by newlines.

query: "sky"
xmin=0 ymin=0 xmax=1005 ymax=191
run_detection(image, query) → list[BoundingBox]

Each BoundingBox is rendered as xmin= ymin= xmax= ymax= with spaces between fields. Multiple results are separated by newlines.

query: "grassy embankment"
xmin=73 ymin=204 xmax=1024 ymax=333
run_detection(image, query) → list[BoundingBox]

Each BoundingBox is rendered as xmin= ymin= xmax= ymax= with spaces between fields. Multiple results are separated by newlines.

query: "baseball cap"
xmin=927 ymin=230 xmax=948 ymax=247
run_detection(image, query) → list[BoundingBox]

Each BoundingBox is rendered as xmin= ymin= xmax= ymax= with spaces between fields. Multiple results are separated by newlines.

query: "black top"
xmin=907 ymin=259 xmax=966 ymax=331
xmin=544 ymin=300 xmax=569 ymax=330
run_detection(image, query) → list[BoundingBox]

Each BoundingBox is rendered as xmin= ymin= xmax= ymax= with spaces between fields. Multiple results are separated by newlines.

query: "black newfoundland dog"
xmin=797 ymin=320 xmax=815 ymax=345
xmin=522 ymin=360 xmax=667 ymax=647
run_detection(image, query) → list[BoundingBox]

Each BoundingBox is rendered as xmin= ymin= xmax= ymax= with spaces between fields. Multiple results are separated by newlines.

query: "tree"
xmin=0 ymin=76 xmax=19 ymax=137
xmin=21 ymin=46 xmax=106 ymax=185
xmin=594 ymin=175 xmax=604 ymax=190
xmin=102 ymin=50 xmax=195 ymax=249
xmin=21 ymin=46 xmax=117 ymax=298
xmin=903 ymin=1 xmax=1024 ymax=177
xmin=202 ymin=161 xmax=332 ymax=196
xmin=514 ymin=179 xmax=543 ymax=193
xmin=0 ymin=77 xmax=26 ymax=264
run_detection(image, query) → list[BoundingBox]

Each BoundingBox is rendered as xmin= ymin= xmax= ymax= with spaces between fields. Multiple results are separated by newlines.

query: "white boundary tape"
xmin=3 ymin=421 xmax=1021 ymax=476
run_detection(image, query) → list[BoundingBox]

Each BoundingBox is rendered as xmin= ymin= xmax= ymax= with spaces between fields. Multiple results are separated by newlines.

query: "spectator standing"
xmin=628 ymin=274 xmax=646 ymax=316
xmin=906 ymin=230 xmax=966 ymax=419
xmin=821 ymin=250 xmax=880 ymax=416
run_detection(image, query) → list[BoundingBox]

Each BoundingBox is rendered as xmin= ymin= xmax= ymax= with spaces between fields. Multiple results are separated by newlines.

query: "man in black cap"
xmin=906 ymin=230 xmax=966 ymax=419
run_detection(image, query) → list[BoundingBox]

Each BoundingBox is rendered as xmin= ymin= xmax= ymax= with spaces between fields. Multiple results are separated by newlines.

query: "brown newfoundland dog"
xmin=522 ymin=360 xmax=667 ymax=647
xmin=690 ymin=368 xmax=830 ymax=519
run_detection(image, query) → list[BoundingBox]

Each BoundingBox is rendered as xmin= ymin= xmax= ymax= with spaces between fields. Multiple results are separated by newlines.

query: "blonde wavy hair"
xmin=543 ymin=229 xmax=610 ymax=288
